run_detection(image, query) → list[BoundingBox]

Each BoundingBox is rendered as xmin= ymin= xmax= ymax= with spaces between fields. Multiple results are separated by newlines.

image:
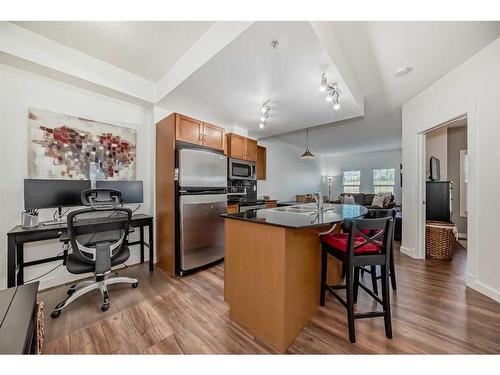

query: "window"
xmin=373 ymin=168 xmax=395 ymax=194
xmin=342 ymin=170 xmax=361 ymax=193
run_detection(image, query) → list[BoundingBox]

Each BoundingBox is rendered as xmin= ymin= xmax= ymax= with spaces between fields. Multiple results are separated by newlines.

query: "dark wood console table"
xmin=7 ymin=214 xmax=154 ymax=288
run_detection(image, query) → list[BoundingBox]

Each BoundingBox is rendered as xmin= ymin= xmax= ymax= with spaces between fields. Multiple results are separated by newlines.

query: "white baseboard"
xmin=458 ymin=233 xmax=468 ymax=239
xmin=400 ymin=245 xmax=420 ymax=259
xmin=466 ymin=274 xmax=500 ymax=303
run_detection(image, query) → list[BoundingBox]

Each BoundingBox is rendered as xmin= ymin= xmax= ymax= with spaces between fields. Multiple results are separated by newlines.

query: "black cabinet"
xmin=426 ymin=181 xmax=452 ymax=222
xmin=0 ymin=282 xmax=39 ymax=354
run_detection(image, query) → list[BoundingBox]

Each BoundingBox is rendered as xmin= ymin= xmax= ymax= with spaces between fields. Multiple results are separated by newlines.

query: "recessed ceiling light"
xmin=395 ymin=66 xmax=413 ymax=77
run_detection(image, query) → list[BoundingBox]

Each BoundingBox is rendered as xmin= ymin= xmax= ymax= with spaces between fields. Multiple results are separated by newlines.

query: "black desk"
xmin=7 ymin=214 xmax=154 ymax=288
xmin=0 ymin=282 xmax=39 ymax=354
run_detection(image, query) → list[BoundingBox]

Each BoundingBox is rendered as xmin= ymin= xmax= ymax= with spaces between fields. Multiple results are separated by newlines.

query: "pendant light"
xmin=300 ymin=128 xmax=315 ymax=159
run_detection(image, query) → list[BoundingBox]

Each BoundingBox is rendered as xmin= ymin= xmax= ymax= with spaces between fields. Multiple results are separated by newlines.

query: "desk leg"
xmin=7 ymin=236 xmax=16 ymax=287
xmin=16 ymin=244 xmax=24 ymax=285
xmin=148 ymin=223 xmax=154 ymax=272
xmin=139 ymin=226 xmax=145 ymax=264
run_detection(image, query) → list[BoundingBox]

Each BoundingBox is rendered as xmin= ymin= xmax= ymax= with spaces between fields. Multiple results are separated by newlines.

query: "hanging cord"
xmin=53 ymin=207 xmax=70 ymax=221
xmin=24 ymin=251 xmax=64 ymax=283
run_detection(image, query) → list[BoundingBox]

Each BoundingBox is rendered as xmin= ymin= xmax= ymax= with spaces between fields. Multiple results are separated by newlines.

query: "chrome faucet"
xmin=312 ymin=192 xmax=323 ymax=213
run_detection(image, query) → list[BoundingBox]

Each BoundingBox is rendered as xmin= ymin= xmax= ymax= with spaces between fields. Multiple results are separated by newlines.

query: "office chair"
xmin=51 ymin=189 xmax=139 ymax=318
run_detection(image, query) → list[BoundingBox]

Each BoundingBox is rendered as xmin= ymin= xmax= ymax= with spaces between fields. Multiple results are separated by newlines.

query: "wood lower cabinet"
xmin=265 ymin=200 xmax=277 ymax=209
xmin=175 ymin=114 xmax=203 ymax=146
xmin=257 ymin=145 xmax=266 ymax=180
xmin=175 ymin=114 xmax=224 ymax=151
xmin=227 ymin=203 xmax=239 ymax=213
xmin=227 ymin=133 xmax=258 ymax=161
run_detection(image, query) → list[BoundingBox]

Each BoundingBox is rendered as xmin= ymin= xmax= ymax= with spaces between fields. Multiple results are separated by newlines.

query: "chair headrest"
xmin=81 ymin=188 xmax=122 ymax=210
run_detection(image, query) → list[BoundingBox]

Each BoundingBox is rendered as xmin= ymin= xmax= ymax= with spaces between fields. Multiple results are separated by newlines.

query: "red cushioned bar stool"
xmin=320 ymin=216 xmax=395 ymax=343
xmin=359 ymin=208 xmax=398 ymax=295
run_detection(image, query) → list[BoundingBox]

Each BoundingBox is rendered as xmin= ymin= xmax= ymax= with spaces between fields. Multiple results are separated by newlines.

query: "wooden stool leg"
xmin=341 ymin=261 xmax=346 ymax=279
xmin=346 ymin=264 xmax=356 ymax=343
xmin=353 ymin=266 xmax=360 ymax=304
xmin=320 ymin=246 xmax=327 ymax=306
xmin=370 ymin=265 xmax=378 ymax=295
xmin=381 ymin=265 xmax=393 ymax=339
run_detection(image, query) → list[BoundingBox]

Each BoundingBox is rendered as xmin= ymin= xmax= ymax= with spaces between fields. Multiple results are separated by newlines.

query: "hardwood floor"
xmin=40 ymin=243 xmax=500 ymax=354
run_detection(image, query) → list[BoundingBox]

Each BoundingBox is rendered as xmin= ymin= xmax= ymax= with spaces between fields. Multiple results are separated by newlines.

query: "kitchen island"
xmin=222 ymin=203 xmax=367 ymax=352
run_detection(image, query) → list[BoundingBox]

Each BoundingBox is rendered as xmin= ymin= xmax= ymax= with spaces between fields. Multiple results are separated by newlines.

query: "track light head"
xmin=318 ymin=73 xmax=327 ymax=92
xmin=261 ymin=101 xmax=270 ymax=114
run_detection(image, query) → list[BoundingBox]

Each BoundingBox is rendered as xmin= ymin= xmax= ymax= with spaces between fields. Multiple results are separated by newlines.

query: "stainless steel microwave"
xmin=228 ymin=158 xmax=256 ymax=180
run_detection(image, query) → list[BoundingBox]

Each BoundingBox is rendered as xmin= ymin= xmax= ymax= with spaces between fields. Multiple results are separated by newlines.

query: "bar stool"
xmin=359 ymin=208 xmax=397 ymax=294
xmin=320 ymin=216 xmax=394 ymax=343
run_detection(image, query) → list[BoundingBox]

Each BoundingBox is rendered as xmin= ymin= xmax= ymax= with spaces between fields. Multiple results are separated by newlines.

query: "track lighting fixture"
xmin=261 ymin=101 xmax=270 ymax=114
xmin=326 ymin=90 xmax=334 ymax=102
xmin=319 ymin=73 xmax=341 ymax=110
xmin=259 ymin=100 xmax=270 ymax=129
xmin=318 ymin=73 xmax=328 ymax=92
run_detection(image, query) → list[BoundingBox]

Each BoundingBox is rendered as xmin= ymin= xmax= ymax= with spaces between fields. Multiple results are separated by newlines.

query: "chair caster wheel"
xmin=51 ymin=310 xmax=61 ymax=319
xmin=67 ymin=288 xmax=76 ymax=295
xmin=101 ymin=303 xmax=110 ymax=312
xmin=132 ymin=282 xmax=139 ymax=288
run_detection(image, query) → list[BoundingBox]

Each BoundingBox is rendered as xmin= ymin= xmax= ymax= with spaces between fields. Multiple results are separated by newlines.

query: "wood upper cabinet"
xmin=227 ymin=133 xmax=258 ymax=161
xmin=175 ymin=114 xmax=203 ymax=145
xmin=227 ymin=133 xmax=246 ymax=159
xmin=246 ymin=138 xmax=258 ymax=162
xmin=175 ymin=114 xmax=224 ymax=151
xmin=202 ymin=122 xmax=224 ymax=151
xmin=257 ymin=145 xmax=267 ymax=180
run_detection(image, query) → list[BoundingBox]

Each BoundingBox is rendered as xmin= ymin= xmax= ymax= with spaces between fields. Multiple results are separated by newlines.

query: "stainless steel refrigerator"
xmin=176 ymin=147 xmax=227 ymax=275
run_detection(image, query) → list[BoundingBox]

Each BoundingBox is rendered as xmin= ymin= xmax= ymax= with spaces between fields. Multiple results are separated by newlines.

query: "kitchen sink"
xmin=269 ymin=204 xmax=336 ymax=215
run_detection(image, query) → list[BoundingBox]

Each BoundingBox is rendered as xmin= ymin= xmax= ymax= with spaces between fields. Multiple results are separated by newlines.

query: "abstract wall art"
xmin=28 ymin=108 xmax=136 ymax=180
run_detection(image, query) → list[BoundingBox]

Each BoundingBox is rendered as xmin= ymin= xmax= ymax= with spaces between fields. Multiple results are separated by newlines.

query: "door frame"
xmin=416 ymin=108 xmax=478 ymax=285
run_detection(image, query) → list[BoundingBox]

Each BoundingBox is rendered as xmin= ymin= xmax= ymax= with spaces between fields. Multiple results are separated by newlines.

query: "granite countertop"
xmin=221 ymin=203 xmax=368 ymax=229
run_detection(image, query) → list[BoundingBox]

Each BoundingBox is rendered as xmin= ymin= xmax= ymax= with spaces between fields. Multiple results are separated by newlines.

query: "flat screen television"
xmin=429 ymin=156 xmax=440 ymax=181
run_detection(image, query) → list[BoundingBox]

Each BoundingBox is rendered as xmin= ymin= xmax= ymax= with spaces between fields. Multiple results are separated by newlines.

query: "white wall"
xmin=425 ymin=126 xmax=448 ymax=180
xmin=321 ymin=149 xmax=402 ymax=203
xmin=257 ymin=138 xmax=322 ymax=201
xmin=0 ymin=63 xmax=154 ymax=290
xmin=402 ymin=37 xmax=500 ymax=302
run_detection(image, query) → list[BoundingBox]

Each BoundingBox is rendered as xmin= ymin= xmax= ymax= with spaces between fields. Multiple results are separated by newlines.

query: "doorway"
xmin=420 ymin=115 xmax=470 ymax=274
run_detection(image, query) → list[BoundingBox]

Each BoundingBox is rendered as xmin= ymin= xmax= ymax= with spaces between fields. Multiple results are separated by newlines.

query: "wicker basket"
xmin=425 ymin=221 xmax=457 ymax=260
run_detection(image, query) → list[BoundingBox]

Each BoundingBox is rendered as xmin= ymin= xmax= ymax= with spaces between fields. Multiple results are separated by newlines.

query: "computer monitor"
xmin=96 ymin=180 xmax=143 ymax=204
xmin=24 ymin=179 xmax=91 ymax=209
xmin=430 ymin=156 xmax=441 ymax=181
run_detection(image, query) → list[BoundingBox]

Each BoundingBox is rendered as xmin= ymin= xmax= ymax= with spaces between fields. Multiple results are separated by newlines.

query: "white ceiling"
xmin=275 ymin=21 xmax=500 ymax=155
xmin=10 ymin=21 xmax=500 ymax=156
xmin=159 ymin=21 xmax=363 ymax=138
xmin=14 ymin=21 xmax=214 ymax=81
